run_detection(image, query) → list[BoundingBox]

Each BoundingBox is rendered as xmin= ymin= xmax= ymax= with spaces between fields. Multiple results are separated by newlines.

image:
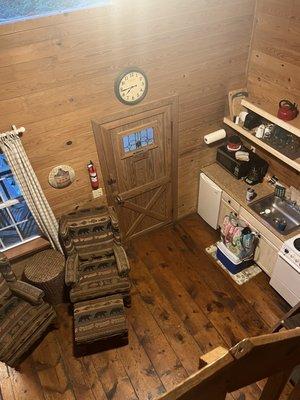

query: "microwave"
xmin=216 ymin=145 xmax=268 ymax=180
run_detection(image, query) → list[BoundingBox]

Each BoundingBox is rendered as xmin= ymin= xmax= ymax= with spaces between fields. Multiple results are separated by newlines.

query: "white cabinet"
xmin=254 ymin=235 xmax=279 ymax=276
xmin=200 ymin=175 xmax=283 ymax=278
xmin=197 ymin=173 xmax=222 ymax=229
xmin=271 ymin=254 xmax=300 ymax=306
xmin=218 ymin=200 xmax=236 ymax=228
xmin=222 ymin=191 xmax=240 ymax=212
xmin=239 ymin=207 xmax=281 ymax=277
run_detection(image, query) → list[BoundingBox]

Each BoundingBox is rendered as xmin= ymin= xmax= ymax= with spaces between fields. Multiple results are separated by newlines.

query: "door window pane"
xmin=122 ymin=127 xmax=154 ymax=153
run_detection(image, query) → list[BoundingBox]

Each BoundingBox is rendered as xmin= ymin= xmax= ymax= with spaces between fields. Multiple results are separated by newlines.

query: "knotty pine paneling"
xmin=248 ymin=0 xmax=300 ymax=109
xmin=0 ymin=0 xmax=255 ymax=217
xmin=247 ymin=0 xmax=300 ymax=186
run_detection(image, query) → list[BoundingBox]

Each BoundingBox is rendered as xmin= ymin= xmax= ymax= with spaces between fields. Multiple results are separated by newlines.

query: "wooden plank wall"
xmin=247 ymin=0 xmax=300 ymax=106
xmin=0 ymin=0 xmax=255 ymax=218
xmin=247 ymin=0 xmax=300 ymax=186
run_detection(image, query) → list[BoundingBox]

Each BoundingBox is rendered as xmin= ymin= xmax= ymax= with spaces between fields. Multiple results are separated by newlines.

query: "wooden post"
xmin=259 ymin=370 xmax=293 ymax=400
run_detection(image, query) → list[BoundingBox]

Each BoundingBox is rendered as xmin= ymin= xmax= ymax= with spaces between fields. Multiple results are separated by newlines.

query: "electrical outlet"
xmin=250 ymin=145 xmax=256 ymax=153
xmin=92 ymin=188 xmax=103 ymax=199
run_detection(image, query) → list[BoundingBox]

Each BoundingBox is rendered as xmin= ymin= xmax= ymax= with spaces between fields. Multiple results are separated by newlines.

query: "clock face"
xmin=115 ymin=68 xmax=148 ymax=105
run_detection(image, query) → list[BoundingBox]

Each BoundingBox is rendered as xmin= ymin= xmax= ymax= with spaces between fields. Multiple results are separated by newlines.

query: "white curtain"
xmin=0 ymin=129 xmax=63 ymax=253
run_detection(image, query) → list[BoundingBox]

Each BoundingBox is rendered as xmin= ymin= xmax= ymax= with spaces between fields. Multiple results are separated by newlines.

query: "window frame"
xmin=0 ymin=155 xmax=40 ymax=251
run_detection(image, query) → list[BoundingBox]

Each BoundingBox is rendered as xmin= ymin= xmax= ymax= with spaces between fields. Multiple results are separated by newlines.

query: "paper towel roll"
xmin=204 ymin=129 xmax=226 ymax=144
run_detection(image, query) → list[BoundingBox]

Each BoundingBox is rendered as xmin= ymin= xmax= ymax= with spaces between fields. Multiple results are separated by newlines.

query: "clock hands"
xmin=121 ymin=84 xmax=137 ymax=94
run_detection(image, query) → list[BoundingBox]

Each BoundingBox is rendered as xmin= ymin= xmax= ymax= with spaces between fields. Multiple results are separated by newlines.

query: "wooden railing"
xmin=157 ymin=328 xmax=300 ymax=400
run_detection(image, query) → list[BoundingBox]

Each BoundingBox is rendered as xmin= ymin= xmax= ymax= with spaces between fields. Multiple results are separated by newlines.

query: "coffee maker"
xmin=244 ymin=155 xmax=269 ymax=185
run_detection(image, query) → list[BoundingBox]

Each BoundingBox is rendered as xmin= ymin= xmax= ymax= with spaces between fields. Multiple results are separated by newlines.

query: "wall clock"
xmin=115 ymin=68 xmax=148 ymax=105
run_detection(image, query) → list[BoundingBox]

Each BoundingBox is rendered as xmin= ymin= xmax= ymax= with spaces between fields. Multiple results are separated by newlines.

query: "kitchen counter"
xmin=201 ymin=163 xmax=300 ymax=242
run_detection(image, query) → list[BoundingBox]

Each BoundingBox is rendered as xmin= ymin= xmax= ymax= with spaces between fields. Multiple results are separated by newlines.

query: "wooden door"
xmin=92 ymin=97 xmax=178 ymax=241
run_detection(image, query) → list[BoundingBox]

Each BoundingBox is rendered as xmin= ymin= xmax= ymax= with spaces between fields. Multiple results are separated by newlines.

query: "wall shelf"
xmin=241 ymin=99 xmax=300 ymax=138
xmin=223 ymin=117 xmax=300 ymax=172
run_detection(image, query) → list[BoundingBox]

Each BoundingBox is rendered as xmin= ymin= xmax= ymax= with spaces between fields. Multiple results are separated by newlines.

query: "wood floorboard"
xmin=0 ymin=214 xmax=291 ymax=400
xmin=54 ymin=305 xmax=104 ymax=400
xmin=130 ymin=236 xmax=226 ymax=354
xmin=129 ymin=252 xmax=202 ymax=375
xmin=137 ymin=227 xmax=263 ymax=400
xmin=0 ymin=376 xmax=15 ymax=400
xmin=32 ymin=331 xmax=76 ymax=400
xmin=174 ymin=221 xmax=283 ymax=334
xmin=149 ymin=228 xmax=251 ymax=346
xmin=117 ymin=321 xmax=165 ymax=399
xmin=9 ymin=357 xmax=47 ymax=400
xmin=178 ymin=214 xmax=289 ymax=327
xmin=127 ymin=294 xmax=188 ymax=390
xmin=91 ymin=348 xmax=138 ymax=400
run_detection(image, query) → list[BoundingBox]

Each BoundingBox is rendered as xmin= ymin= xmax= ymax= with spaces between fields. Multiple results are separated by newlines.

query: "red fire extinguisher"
xmin=87 ymin=160 xmax=99 ymax=189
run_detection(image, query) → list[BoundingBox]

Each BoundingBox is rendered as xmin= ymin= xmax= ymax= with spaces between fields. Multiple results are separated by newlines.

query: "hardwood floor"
xmin=0 ymin=214 xmax=290 ymax=400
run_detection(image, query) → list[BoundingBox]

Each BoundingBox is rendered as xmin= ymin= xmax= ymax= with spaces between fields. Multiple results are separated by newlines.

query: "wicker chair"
xmin=59 ymin=206 xmax=131 ymax=307
xmin=0 ymin=252 xmax=56 ymax=367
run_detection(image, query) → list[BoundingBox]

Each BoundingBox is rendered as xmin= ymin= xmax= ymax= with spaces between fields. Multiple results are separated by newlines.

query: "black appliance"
xmin=216 ymin=145 xmax=268 ymax=182
xmin=243 ymin=112 xmax=263 ymax=130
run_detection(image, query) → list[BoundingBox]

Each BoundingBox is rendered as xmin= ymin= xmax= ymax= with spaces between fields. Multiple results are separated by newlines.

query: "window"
xmin=122 ymin=127 xmax=154 ymax=153
xmin=0 ymin=154 xmax=40 ymax=250
xmin=0 ymin=0 xmax=109 ymax=24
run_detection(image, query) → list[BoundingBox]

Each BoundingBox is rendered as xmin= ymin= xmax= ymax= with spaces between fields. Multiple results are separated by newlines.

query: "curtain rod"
xmin=0 ymin=125 xmax=25 ymax=139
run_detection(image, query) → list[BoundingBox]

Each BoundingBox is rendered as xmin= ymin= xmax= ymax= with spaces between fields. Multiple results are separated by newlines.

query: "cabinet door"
xmin=239 ymin=207 xmax=282 ymax=249
xmin=218 ymin=199 xmax=237 ymax=228
xmin=239 ymin=211 xmax=280 ymax=277
xmin=222 ymin=191 xmax=240 ymax=212
xmin=254 ymin=235 xmax=279 ymax=277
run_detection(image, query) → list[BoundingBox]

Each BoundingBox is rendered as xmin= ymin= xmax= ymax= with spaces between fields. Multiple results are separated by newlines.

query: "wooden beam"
xmin=259 ymin=370 xmax=293 ymax=400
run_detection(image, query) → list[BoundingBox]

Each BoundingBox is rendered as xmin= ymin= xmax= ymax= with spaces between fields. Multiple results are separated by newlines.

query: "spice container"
xmin=246 ymin=188 xmax=256 ymax=202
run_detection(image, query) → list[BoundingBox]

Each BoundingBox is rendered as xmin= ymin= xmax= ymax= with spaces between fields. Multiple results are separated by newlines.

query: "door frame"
xmin=91 ymin=95 xmax=179 ymax=230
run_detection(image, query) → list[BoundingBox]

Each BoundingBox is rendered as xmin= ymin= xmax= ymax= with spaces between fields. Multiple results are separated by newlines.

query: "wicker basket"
xmin=23 ymin=249 xmax=65 ymax=305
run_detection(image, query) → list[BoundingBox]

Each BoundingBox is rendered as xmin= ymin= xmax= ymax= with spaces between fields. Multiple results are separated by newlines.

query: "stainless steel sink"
xmin=249 ymin=194 xmax=300 ymax=235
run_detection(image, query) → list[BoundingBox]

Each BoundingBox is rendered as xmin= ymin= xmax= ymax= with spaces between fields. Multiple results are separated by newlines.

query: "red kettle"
xmin=277 ymin=99 xmax=298 ymax=121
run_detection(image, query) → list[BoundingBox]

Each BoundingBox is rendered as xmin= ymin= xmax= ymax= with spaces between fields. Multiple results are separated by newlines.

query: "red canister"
xmin=87 ymin=160 xmax=99 ymax=189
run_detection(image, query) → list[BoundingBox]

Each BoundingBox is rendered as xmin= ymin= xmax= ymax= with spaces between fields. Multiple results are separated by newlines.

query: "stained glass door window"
xmin=122 ymin=127 xmax=154 ymax=153
xmin=0 ymin=154 xmax=40 ymax=250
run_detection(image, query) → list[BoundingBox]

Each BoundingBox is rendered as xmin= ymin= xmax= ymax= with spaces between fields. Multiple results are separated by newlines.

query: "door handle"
xmin=115 ymin=195 xmax=124 ymax=205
